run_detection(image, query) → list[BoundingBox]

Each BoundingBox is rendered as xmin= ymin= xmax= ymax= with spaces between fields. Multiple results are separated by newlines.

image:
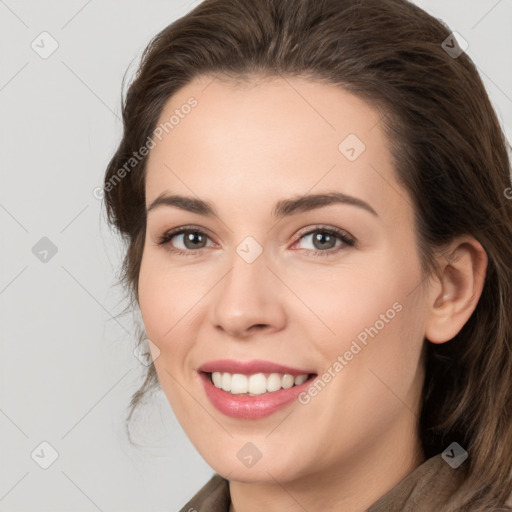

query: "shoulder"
xmin=368 ymin=454 xmax=512 ymax=512
xmin=179 ymin=473 xmax=230 ymax=512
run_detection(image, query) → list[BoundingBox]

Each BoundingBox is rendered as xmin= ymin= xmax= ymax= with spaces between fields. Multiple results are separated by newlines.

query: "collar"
xmin=180 ymin=453 xmax=510 ymax=511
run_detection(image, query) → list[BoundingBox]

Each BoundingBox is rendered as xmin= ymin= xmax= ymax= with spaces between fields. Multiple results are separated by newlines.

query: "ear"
xmin=424 ymin=236 xmax=488 ymax=344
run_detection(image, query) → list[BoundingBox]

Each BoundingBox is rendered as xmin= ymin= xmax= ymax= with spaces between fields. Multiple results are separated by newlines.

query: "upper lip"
xmin=198 ymin=359 xmax=316 ymax=376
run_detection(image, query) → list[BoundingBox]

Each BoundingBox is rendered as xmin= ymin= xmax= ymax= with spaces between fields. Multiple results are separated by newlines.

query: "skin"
xmin=138 ymin=75 xmax=487 ymax=512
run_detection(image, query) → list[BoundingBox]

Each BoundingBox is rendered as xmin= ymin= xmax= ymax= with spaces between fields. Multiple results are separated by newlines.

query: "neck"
xmin=228 ymin=413 xmax=425 ymax=512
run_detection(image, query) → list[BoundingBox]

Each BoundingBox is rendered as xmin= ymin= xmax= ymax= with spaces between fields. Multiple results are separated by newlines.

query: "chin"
xmin=193 ymin=437 xmax=308 ymax=484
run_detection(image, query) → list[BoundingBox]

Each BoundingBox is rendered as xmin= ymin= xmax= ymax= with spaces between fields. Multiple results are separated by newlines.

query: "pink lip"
xmin=198 ymin=359 xmax=314 ymax=376
xmin=197 ymin=359 xmax=317 ymax=419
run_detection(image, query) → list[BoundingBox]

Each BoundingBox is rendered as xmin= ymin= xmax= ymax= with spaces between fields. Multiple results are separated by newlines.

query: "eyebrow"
xmin=146 ymin=191 xmax=378 ymax=218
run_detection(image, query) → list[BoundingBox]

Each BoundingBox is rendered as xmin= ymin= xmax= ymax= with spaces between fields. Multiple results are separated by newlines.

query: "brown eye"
xmin=311 ymin=231 xmax=337 ymax=250
xmin=157 ymin=227 xmax=213 ymax=254
xmin=295 ymin=226 xmax=356 ymax=256
xmin=180 ymin=230 xmax=208 ymax=249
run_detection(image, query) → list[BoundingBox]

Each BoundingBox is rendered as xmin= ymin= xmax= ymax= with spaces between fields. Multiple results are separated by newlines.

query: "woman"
xmin=103 ymin=0 xmax=512 ymax=510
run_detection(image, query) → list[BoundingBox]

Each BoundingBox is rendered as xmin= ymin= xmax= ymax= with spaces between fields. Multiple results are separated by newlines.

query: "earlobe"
xmin=425 ymin=237 xmax=487 ymax=344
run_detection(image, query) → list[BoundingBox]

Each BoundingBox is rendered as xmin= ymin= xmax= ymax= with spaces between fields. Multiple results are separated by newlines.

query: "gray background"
xmin=1 ymin=1 xmax=511 ymax=510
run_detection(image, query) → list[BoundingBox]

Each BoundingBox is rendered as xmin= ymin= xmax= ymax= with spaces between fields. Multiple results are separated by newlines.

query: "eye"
xmin=156 ymin=224 xmax=356 ymax=257
xmin=293 ymin=226 xmax=355 ymax=256
xmin=156 ymin=226 xmax=214 ymax=255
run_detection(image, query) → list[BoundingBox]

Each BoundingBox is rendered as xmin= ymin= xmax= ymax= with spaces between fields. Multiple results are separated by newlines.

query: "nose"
xmin=210 ymin=249 xmax=287 ymax=339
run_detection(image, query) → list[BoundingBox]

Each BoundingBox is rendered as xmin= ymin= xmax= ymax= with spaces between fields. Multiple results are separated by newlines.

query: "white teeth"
xmin=248 ymin=373 xmax=267 ymax=395
xmin=294 ymin=374 xmax=308 ymax=385
xmin=221 ymin=372 xmax=231 ymax=392
xmin=282 ymin=374 xmax=295 ymax=389
xmin=210 ymin=371 xmax=310 ymax=395
xmin=231 ymin=374 xmax=248 ymax=394
xmin=267 ymin=373 xmax=282 ymax=392
xmin=212 ymin=372 xmax=223 ymax=388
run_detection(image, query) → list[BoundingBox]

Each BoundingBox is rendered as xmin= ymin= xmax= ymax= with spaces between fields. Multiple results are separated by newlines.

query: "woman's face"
xmin=138 ymin=75 xmax=430 ymax=483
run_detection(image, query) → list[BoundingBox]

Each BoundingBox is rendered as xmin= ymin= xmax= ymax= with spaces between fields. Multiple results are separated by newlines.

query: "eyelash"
xmin=156 ymin=224 xmax=356 ymax=257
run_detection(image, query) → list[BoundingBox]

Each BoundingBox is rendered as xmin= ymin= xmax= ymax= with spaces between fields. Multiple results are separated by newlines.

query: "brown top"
xmin=179 ymin=454 xmax=512 ymax=512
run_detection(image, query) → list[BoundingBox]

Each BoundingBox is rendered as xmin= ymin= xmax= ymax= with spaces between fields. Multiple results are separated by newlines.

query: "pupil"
xmin=185 ymin=231 xmax=205 ymax=249
xmin=181 ymin=231 xmax=336 ymax=250
xmin=314 ymin=232 xmax=334 ymax=250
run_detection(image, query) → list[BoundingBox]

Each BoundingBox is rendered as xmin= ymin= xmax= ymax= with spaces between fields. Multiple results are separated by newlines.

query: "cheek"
xmin=297 ymin=250 xmax=427 ymax=410
xmin=138 ymin=250 xmax=204 ymax=340
xmin=137 ymin=249 xmax=213 ymax=405
xmin=137 ymin=255 xmax=195 ymax=409
xmin=295 ymin=297 xmax=426 ymax=467
xmin=288 ymin=252 xmax=422 ymax=352
xmin=138 ymin=264 xmax=168 ymax=341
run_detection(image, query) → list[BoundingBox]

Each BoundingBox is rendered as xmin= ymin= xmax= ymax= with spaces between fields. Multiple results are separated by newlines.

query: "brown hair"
xmin=103 ymin=0 xmax=512 ymax=508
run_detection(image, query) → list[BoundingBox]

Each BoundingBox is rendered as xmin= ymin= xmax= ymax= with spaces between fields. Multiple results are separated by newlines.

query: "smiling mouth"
xmin=205 ymin=371 xmax=317 ymax=396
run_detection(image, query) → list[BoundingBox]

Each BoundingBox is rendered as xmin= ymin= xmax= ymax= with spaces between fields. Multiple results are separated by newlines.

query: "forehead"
xmin=144 ymin=75 xmax=411 ymax=225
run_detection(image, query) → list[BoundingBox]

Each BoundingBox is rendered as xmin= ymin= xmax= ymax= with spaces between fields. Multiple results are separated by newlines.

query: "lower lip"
xmin=199 ymin=372 xmax=315 ymax=419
